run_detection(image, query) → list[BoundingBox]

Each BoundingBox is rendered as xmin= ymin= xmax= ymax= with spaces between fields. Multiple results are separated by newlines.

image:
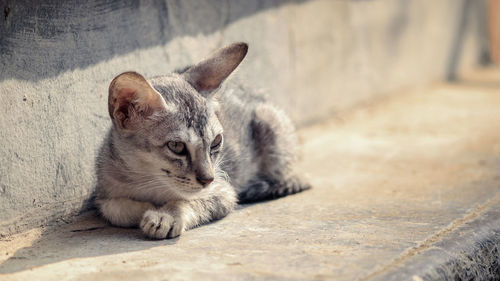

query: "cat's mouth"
xmin=161 ymin=168 xmax=171 ymax=175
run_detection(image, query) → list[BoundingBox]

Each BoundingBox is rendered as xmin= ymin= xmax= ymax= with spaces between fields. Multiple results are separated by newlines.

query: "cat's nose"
xmin=196 ymin=176 xmax=214 ymax=187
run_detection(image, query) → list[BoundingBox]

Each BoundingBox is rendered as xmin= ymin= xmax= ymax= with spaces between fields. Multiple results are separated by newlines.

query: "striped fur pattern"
xmin=96 ymin=43 xmax=310 ymax=239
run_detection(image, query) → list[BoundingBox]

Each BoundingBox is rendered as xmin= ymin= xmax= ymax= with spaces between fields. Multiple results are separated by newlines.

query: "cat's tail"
xmin=237 ymin=177 xmax=311 ymax=204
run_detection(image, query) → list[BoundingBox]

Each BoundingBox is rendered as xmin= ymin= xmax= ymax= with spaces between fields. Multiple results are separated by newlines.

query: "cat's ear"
xmin=182 ymin=42 xmax=248 ymax=96
xmin=108 ymin=72 xmax=164 ymax=131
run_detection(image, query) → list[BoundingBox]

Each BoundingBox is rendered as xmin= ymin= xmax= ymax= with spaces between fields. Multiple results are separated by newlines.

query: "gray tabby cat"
xmin=96 ymin=42 xmax=310 ymax=239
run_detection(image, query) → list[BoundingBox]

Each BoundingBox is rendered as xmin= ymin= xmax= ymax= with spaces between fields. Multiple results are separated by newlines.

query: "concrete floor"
xmin=1 ymin=68 xmax=500 ymax=280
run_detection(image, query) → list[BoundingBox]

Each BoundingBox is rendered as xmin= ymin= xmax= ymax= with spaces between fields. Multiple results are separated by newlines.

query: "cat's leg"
xmin=140 ymin=180 xmax=237 ymax=239
xmin=239 ymin=104 xmax=311 ymax=203
xmin=97 ymin=197 xmax=155 ymax=227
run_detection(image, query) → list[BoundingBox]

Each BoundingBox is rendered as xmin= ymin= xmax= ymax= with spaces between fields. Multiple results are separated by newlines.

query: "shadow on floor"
xmin=0 ymin=212 xmax=179 ymax=274
xmin=0 ymin=203 xmax=264 ymax=274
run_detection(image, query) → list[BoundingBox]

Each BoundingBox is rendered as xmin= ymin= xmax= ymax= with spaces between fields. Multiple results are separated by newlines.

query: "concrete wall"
xmin=0 ymin=0 xmax=487 ymax=236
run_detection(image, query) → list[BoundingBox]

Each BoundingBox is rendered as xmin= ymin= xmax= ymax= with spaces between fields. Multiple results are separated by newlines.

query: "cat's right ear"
xmin=108 ymin=72 xmax=164 ymax=131
xmin=182 ymin=42 xmax=248 ymax=96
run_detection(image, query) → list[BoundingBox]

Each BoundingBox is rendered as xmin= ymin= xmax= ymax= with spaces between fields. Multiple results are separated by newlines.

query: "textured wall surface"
xmin=0 ymin=0 xmax=487 ymax=236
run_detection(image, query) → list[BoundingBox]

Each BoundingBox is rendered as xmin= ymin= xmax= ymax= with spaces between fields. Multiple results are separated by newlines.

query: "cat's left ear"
xmin=182 ymin=42 xmax=248 ymax=96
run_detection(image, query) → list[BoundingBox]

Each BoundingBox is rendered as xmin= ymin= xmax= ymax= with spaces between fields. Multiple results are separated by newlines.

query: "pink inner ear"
xmin=116 ymin=88 xmax=137 ymax=106
xmin=195 ymin=75 xmax=220 ymax=92
xmin=111 ymin=88 xmax=136 ymax=120
xmin=114 ymin=87 xmax=159 ymax=122
xmin=117 ymin=88 xmax=137 ymax=100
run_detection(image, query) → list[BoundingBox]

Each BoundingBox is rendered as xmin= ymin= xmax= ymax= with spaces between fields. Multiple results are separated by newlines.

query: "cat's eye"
xmin=211 ymin=134 xmax=222 ymax=150
xmin=166 ymin=141 xmax=187 ymax=155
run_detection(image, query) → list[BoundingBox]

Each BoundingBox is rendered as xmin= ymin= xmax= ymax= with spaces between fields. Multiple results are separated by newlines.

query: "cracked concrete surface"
xmin=1 ymin=68 xmax=500 ymax=280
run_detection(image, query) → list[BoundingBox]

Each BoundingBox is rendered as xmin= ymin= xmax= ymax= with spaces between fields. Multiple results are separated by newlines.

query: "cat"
xmin=95 ymin=42 xmax=310 ymax=239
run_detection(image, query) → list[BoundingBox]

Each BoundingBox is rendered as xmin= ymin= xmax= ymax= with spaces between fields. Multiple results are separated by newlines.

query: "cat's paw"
xmin=238 ymin=176 xmax=311 ymax=203
xmin=140 ymin=209 xmax=185 ymax=239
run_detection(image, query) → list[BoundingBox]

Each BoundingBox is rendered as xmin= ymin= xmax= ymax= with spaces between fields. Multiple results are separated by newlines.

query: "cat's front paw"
xmin=140 ymin=209 xmax=185 ymax=239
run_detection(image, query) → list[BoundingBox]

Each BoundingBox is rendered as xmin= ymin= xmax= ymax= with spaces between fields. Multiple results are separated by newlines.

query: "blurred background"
xmin=0 ymin=0 xmax=498 ymax=236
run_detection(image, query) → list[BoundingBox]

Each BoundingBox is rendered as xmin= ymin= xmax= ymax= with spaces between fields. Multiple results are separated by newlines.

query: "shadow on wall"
xmin=0 ymin=0 xmax=305 ymax=82
xmin=446 ymin=0 xmax=491 ymax=81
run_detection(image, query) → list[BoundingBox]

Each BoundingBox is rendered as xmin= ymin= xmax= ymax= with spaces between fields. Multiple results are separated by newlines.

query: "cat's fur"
xmin=96 ymin=42 xmax=310 ymax=239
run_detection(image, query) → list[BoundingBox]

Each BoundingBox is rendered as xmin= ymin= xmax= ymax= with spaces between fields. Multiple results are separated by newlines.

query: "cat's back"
xmin=217 ymin=79 xmax=265 ymax=126
xmin=216 ymin=79 xmax=266 ymax=189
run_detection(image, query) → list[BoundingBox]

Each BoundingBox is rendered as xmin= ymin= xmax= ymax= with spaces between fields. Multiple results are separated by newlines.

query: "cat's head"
xmin=107 ymin=42 xmax=248 ymax=195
